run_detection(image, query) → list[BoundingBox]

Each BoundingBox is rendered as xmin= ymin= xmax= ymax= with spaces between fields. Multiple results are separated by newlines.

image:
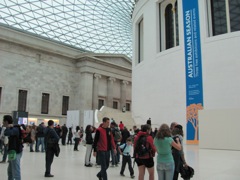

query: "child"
xmin=118 ymin=137 xmax=135 ymax=178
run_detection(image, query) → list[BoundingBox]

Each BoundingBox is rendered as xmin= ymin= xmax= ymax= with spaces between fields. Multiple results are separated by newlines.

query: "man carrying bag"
xmin=44 ymin=120 xmax=60 ymax=178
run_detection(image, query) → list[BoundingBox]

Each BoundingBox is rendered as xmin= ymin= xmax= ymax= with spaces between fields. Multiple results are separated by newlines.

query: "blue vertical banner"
xmin=182 ymin=0 xmax=203 ymax=144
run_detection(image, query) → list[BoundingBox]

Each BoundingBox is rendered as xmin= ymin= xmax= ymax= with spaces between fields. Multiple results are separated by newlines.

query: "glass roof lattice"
xmin=0 ymin=0 xmax=135 ymax=58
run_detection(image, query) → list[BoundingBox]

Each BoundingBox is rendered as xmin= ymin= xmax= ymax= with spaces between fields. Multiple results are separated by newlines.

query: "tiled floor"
xmin=0 ymin=143 xmax=240 ymax=180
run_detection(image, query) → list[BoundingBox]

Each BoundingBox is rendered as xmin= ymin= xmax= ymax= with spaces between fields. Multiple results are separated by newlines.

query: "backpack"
xmin=114 ymin=129 xmax=122 ymax=142
xmin=8 ymin=125 xmax=24 ymax=153
xmin=134 ymin=135 xmax=151 ymax=157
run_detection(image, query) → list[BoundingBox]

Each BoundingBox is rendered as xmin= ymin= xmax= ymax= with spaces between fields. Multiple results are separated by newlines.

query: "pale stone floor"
xmin=0 ymin=143 xmax=240 ymax=180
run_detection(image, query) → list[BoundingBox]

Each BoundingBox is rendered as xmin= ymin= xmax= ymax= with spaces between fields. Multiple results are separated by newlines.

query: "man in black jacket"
xmin=3 ymin=115 xmax=23 ymax=180
xmin=44 ymin=120 xmax=60 ymax=177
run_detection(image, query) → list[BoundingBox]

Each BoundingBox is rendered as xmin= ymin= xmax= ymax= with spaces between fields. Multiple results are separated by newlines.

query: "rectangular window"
xmin=208 ymin=0 xmax=240 ymax=36
xmin=113 ymin=101 xmax=118 ymax=109
xmin=210 ymin=0 xmax=227 ymax=35
xmin=138 ymin=18 xmax=144 ymax=63
xmin=98 ymin=99 xmax=104 ymax=110
xmin=41 ymin=93 xmax=49 ymax=114
xmin=18 ymin=90 xmax=27 ymax=112
xmin=159 ymin=1 xmax=179 ymax=51
xmin=126 ymin=103 xmax=131 ymax=111
xmin=229 ymin=0 xmax=240 ymax=32
xmin=62 ymin=96 xmax=69 ymax=115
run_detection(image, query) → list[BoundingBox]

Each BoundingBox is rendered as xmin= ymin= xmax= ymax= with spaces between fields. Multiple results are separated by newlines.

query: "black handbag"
xmin=180 ymin=165 xmax=194 ymax=179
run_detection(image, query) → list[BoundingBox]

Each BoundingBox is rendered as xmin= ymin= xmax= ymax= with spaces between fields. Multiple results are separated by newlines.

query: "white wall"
xmin=199 ymin=109 xmax=240 ymax=150
xmin=132 ymin=0 xmax=240 ymax=138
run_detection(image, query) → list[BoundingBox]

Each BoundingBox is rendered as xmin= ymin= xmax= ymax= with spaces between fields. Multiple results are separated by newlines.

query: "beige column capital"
xmin=108 ymin=77 xmax=116 ymax=82
xmin=94 ymin=73 xmax=102 ymax=79
xmin=122 ymin=80 xmax=129 ymax=85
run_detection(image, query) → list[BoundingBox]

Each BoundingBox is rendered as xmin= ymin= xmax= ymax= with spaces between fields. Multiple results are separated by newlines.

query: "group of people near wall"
xmin=91 ymin=117 xmax=192 ymax=180
xmin=0 ymin=115 xmax=192 ymax=180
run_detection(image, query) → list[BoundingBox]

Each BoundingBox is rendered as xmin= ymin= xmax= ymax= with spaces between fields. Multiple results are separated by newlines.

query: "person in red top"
xmin=93 ymin=117 xmax=116 ymax=180
xmin=134 ymin=124 xmax=156 ymax=180
xmin=119 ymin=121 xmax=124 ymax=131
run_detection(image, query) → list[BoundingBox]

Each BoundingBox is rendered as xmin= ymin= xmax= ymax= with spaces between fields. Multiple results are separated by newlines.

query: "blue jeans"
xmin=156 ymin=162 xmax=175 ymax=180
xmin=111 ymin=148 xmax=118 ymax=165
xmin=36 ymin=137 xmax=45 ymax=152
xmin=8 ymin=152 xmax=22 ymax=180
xmin=97 ymin=151 xmax=110 ymax=180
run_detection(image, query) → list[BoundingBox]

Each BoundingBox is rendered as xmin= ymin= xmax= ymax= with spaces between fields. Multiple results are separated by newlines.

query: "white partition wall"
xmin=199 ymin=109 xmax=240 ymax=150
xmin=66 ymin=110 xmax=80 ymax=128
xmin=83 ymin=110 xmax=94 ymax=130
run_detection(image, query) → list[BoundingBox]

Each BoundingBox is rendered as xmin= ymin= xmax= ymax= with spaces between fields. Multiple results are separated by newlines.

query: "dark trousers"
xmin=120 ymin=155 xmax=134 ymax=176
xmin=97 ymin=151 xmax=110 ymax=180
xmin=74 ymin=138 xmax=80 ymax=150
xmin=45 ymin=148 xmax=55 ymax=175
xmin=67 ymin=137 xmax=72 ymax=144
xmin=2 ymin=144 xmax=8 ymax=162
xmin=61 ymin=135 xmax=66 ymax=145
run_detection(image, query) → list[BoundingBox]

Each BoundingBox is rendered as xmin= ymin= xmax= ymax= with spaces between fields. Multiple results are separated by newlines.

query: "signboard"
xmin=182 ymin=0 xmax=203 ymax=144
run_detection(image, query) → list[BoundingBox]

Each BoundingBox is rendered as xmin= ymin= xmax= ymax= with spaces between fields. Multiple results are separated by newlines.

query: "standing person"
xmin=119 ymin=121 xmax=124 ymax=131
xmin=36 ymin=122 xmax=45 ymax=152
xmin=84 ymin=125 xmax=93 ymax=167
xmin=154 ymin=124 xmax=181 ymax=180
xmin=67 ymin=127 xmax=73 ymax=145
xmin=3 ymin=115 xmax=23 ymax=180
xmin=29 ymin=125 xmax=36 ymax=152
xmin=119 ymin=137 xmax=135 ymax=178
xmin=73 ymin=126 xmax=81 ymax=151
xmin=43 ymin=120 xmax=60 ymax=177
xmin=134 ymin=124 xmax=156 ymax=180
xmin=170 ymin=122 xmax=178 ymax=133
xmin=110 ymin=122 xmax=120 ymax=167
xmin=0 ymin=126 xmax=8 ymax=163
xmin=93 ymin=117 xmax=117 ymax=180
xmin=172 ymin=125 xmax=188 ymax=180
xmin=61 ymin=124 xmax=68 ymax=145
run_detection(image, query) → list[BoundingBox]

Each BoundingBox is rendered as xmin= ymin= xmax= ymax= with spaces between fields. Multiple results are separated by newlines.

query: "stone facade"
xmin=0 ymin=25 xmax=132 ymax=126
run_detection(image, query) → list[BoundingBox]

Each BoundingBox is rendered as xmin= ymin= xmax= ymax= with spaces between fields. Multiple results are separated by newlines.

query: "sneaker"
xmin=0 ymin=161 xmax=6 ymax=163
xmin=120 ymin=173 xmax=125 ymax=176
xmin=131 ymin=175 xmax=135 ymax=178
xmin=85 ymin=164 xmax=93 ymax=167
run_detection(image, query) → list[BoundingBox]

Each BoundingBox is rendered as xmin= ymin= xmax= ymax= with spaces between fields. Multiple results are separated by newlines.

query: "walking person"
xmin=93 ymin=117 xmax=117 ymax=180
xmin=154 ymin=124 xmax=181 ymax=180
xmin=119 ymin=137 xmax=135 ymax=178
xmin=3 ymin=115 xmax=23 ymax=180
xmin=43 ymin=120 xmax=60 ymax=177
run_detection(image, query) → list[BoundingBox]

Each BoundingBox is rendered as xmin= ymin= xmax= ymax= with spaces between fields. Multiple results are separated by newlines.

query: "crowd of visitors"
xmin=0 ymin=115 xmax=192 ymax=180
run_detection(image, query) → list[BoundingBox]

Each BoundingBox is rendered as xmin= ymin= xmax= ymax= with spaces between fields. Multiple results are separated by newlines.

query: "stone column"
xmin=107 ymin=77 xmax=116 ymax=107
xmin=120 ymin=80 xmax=129 ymax=110
xmin=93 ymin=73 xmax=101 ymax=110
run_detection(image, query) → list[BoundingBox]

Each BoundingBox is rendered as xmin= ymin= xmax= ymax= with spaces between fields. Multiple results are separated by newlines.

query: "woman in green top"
xmin=154 ymin=124 xmax=181 ymax=180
